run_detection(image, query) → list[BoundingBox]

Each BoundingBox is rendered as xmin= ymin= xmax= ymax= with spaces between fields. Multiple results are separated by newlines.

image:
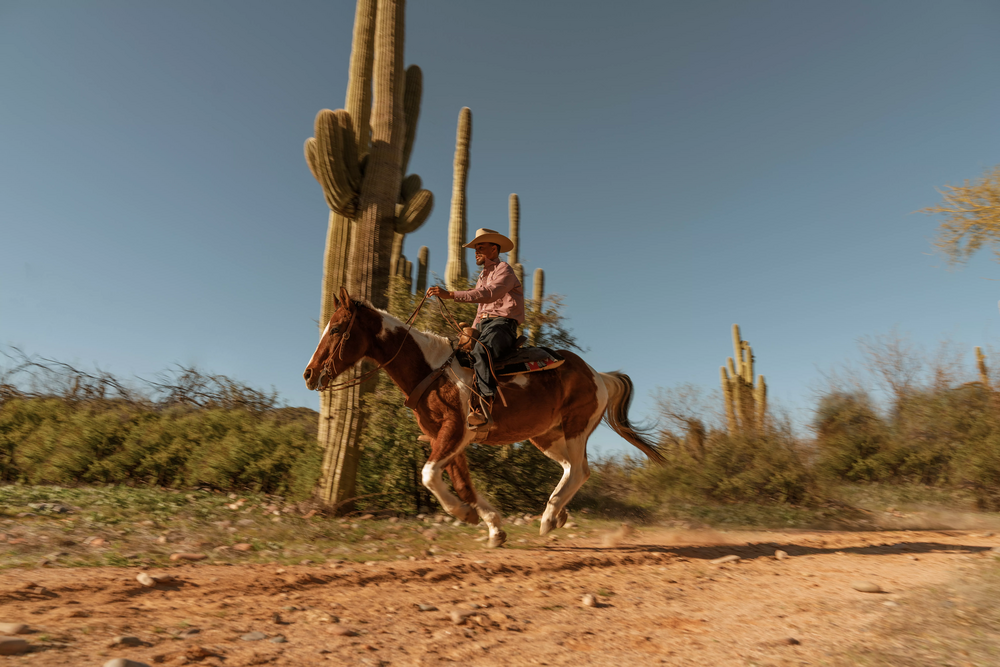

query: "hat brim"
xmin=463 ymin=234 xmax=514 ymax=253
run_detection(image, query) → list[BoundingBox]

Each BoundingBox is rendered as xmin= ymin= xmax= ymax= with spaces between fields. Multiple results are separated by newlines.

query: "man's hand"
xmin=426 ymin=286 xmax=454 ymax=300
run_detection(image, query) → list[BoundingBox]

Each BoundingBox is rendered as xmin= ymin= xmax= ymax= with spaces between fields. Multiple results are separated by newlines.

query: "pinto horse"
xmin=303 ymin=287 xmax=665 ymax=547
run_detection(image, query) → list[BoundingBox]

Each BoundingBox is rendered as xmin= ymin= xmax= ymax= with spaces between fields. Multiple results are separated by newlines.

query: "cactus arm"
xmin=721 ymin=366 xmax=738 ymax=434
xmin=395 ymin=188 xmax=433 ymax=234
xmin=401 ymin=65 xmax=422 ymax=175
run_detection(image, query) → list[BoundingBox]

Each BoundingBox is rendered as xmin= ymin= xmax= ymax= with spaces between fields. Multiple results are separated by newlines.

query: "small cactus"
xmin=445 ymin=107 xmax=471 ymax=290
xmin=720 ymin=324 xmax=767 ymax=434
xmin=416 ymin=246 xmax=429 ymax=295
xmin=508 ymin=193 xmax=524 ymax=285
xmin=530 ymin=267 xmax=545 ymax=345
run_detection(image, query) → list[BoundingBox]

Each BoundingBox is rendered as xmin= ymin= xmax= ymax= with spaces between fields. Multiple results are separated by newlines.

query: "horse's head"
xmin=303 ymin=287 xmax=370 ymax=391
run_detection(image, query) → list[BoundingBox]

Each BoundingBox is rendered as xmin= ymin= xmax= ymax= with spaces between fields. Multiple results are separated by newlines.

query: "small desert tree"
xmin=922 ymin=165 xmax=1000 ymax=266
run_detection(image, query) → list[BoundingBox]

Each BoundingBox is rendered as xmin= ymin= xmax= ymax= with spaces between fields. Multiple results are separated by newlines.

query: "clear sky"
xmin=2 ymin=1 xmax=999 ymax=456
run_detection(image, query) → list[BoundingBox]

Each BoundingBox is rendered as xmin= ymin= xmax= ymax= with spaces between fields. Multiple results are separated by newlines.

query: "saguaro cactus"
xmin=416 ymin=246 xmax=429 ymax=294
xmin=303 ymin=0 xmax=433 ymax=508
xmin=445 ymin=107 xmax=471 ymax=290
xmin=508 ymin=194 xmax=524 ymax=286
xmin=720 ymin=324 xmax=767 ymax=435
xmin=530 ymin=267 xmax=545 ymax=345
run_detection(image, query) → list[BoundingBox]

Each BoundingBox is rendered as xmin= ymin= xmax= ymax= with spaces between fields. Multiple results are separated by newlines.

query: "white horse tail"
xmin=599 ymin=371 xmax=667 ymax=466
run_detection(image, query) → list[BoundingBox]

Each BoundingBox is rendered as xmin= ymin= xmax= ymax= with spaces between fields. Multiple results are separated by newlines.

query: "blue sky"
xmin=2 ymin=1 xmax=999 ymax=455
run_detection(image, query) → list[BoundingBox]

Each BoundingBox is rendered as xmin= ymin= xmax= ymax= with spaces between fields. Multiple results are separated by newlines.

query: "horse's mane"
xmin=355 ymin=299 xmax=454 ymax=353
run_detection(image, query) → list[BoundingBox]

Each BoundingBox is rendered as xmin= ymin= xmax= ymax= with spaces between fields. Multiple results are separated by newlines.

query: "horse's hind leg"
xmin=534 ymin=430 xmax=591 ymax=536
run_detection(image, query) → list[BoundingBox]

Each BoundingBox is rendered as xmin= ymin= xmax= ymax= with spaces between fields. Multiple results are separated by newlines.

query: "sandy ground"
xmin=0 ymin=527 xmax=995 ymax=666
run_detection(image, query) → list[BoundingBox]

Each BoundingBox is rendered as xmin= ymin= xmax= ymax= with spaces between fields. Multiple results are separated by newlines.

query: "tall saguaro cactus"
xmin=445 ymin=107 xmax=471 ymax=290
xmin=416 ymin=246 xmax=429 ymax=294
xmin=720 ymin=324 xmax=767 ymax=435
xmin=303 ymin=0 xmax=433 ymax=508
xmin=508 ymin=194 xmax=524 ymax=286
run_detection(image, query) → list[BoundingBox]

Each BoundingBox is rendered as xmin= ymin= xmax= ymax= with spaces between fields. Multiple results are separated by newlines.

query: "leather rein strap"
xmin=403 ymin=350 xmax=457 ymax=410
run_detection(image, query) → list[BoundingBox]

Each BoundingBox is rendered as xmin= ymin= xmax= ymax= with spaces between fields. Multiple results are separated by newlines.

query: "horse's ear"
xmin=339 ymin=286 xmax=352 ymax=310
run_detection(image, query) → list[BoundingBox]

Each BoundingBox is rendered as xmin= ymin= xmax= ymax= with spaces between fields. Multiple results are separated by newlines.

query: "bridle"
xmin=316 ymin=291 xmax=433 ymax=393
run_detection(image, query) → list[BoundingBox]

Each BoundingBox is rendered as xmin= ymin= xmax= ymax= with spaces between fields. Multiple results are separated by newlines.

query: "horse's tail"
xmin=599 ymin=371 xmax=667 ymax=466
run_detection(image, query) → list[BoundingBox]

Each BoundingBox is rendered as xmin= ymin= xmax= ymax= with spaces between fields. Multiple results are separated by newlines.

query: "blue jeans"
xmin=472 ymin=318 xmax=517 ymax=398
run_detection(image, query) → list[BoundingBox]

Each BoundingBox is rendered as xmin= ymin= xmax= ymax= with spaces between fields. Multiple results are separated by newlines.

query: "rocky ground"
xmin=2 ymin=525 xmax=999 ymax=666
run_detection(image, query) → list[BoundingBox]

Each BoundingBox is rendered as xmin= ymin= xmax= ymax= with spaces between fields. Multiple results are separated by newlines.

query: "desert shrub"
xmin=0 ymin=357 xmax=322 ymax=499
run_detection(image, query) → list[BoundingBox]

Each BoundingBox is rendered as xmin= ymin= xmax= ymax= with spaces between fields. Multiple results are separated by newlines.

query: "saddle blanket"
xmin=495 ymin=347 xmax=565 ymax=376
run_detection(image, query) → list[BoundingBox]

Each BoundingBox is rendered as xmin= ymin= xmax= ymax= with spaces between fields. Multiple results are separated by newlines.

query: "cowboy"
xmin=427 ymin=228 xmax=525 ymax=426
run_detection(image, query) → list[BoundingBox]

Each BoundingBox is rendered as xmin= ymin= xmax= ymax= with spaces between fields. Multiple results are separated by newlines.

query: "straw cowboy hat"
xmin=463 ymin=228 xmax=514 ymax=253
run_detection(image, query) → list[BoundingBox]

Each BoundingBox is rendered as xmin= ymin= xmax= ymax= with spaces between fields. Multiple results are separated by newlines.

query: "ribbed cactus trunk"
xmin=445 ymin=107 xmax=471 ymax=290
xmin=720 ymin=324 xmax=767 ymax=435
xmin=416 ymin=246 xmax=429 ymax=294
xmin=308 ymin=0 xmax=432 ymax=509
xmin=530 ymin=267 xmax=545 ymax=345
xmin=508 ymin=193 xmax=524 ymax=286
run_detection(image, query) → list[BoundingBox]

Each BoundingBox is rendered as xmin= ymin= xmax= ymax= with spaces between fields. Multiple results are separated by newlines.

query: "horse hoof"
xmin=556 ymin=509 xmax=569 ymax=529
xmin=538 ymin=519 xmax=554 ymax=536
xmin=487 ymin=530 xmax=507 ymax=548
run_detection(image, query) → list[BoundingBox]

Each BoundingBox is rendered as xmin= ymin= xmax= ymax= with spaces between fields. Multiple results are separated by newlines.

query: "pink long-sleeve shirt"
xmin=453 ymin=258 xmax=525 ymax=329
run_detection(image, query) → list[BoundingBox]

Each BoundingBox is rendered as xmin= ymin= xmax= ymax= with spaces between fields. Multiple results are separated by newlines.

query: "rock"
xmin=136 ymin=573 xmax=155 ymax=587
xmin=330 ymin=626 xmax=357 ymax=637
xmin=775 ymin=550 xmax=788 ymax=560
xmin=175 ymin=628 xmax=201 ymax=638
xmin=883 ymin=600 xmax=899 ymax=607
xmin=232 ymin=543 xmax=253 ymax=552
xmin=581 ymin=594 xmax=598 ymax=608
xmin=0 ymin=624 xmax=26 ymax=635
xmin=87 ymin=537 xmax=106 ymax=547
xmin=270 ymin=635 xmax=287 ymax=643
xmin=103 ymin=660 xmax=152 ymax=667
xmin=241 ymin=631 xmax=267 ymax=641
xmin=450 ymin=609 xmax=475 ymax=625
xmin=111 ymin=636 xmax=143 ymax=647
xmin=710 ymin=554 xmax=740 ymax=565
xmin=851 ymin=581 xmax=883 ymax=593
xmin=422 ymin=529 xmax=439 ymax=541
xmin=0 ymin=637 xmax=28 ymax=655
xmin=170 ymin=553 xmax=207 ymax=562
xmin=150 ymin=573 xmax=175 ymax=583
xmin=785 ymin=637 xmax=800 ymax=645
xmin=155 ymin=536 xmax=168 ymax=544
xmin=359 ymin=514 xmax=375 ymax=521
xmin=417 ymin=604 xmax=437 ymax=612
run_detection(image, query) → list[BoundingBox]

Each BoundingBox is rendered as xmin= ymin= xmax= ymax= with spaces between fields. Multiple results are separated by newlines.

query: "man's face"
xmin=474 ymin=242 xmax=499 ymax=266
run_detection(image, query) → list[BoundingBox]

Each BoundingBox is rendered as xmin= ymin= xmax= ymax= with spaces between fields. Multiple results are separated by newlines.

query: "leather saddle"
xmin=456 ymin=324 xmax=565 ymax=376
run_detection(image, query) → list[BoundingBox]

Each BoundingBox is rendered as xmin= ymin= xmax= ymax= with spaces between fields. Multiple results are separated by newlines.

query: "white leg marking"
xmin=474 ymin=492 xmax=503 ymax=538
xmin=421 ymin=460 xmax=467 ymax=518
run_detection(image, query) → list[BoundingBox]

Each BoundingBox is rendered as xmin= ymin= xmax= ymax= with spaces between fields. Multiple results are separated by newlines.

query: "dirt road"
xmin=1 ymin=528 xmax=995 ymax=666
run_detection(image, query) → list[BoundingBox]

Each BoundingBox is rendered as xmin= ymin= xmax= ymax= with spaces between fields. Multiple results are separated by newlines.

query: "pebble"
xmin=136 ymin=573 xmax=155 ymax=587
xmin=111 ymin=636 xmax=143 ymax=647
xmin=710 ymin=555 xmax=740 ymax=565
xmin=417 ymin=604 xmax=437 ymax=612
xmin=775 ymin=550 xmax=788 ymax=560
xmin=241 ymin=631 xmax=268 ymax=641
xmin=851 ymin=581 xmax=883 ymax=593
xmin=330 ymin=626 xmax=357 ymax=637
xmin=103 ymin=660 xmax=151 ymax=667
xmin=270 ymin=636 xmax=287 ymax=643
xmin=170 ymin=553 xmax=207 ymax=562
xmin=450 ymin=609 xmax=475 ymax=625
xmin=785 ymin=637 xmax=800 ymax=645
xmin=88 ymin=537 xmax=106 ymax=547
xmin=359 ymin=514 xmax=375 ymax=521
xmin=0 ymin=624 xmax=27 ymax=635
xmin=581 ymin=594 xmax=598 ymax=608
xmin=0 ymin=638 xmax=28 ymax=655
xmin=232 ymin=543 xmax=253 ymax=552
xmin=175 ymin=628 xmax=201 ymax=638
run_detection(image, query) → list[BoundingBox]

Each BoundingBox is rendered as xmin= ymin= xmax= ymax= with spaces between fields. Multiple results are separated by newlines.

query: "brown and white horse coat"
xmin=303 ymin=288 xmax=664 ymax=547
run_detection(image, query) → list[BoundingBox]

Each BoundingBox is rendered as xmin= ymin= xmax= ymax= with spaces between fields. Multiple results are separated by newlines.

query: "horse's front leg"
xmin=420 ymin=420 xmax=477 ymax=525
xmin=444 ymin=452 xmax=507 ymax=548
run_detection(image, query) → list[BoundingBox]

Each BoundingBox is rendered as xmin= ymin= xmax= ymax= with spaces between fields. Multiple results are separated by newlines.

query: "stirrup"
xmin=467 ymin=396 xmax=493 ymax=429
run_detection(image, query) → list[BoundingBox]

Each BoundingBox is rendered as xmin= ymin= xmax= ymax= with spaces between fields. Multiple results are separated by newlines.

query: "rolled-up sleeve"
xmin=453 ymin=263 xmax=518 ymax=304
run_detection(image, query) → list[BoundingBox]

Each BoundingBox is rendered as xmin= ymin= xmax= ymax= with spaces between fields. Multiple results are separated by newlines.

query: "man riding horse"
xmin=427 ymin=227 xmax=525 ymax=427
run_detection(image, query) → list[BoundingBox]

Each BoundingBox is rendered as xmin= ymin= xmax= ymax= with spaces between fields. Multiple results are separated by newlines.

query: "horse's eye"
xmin=329 ymin=326 xmax=340 ymax=335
